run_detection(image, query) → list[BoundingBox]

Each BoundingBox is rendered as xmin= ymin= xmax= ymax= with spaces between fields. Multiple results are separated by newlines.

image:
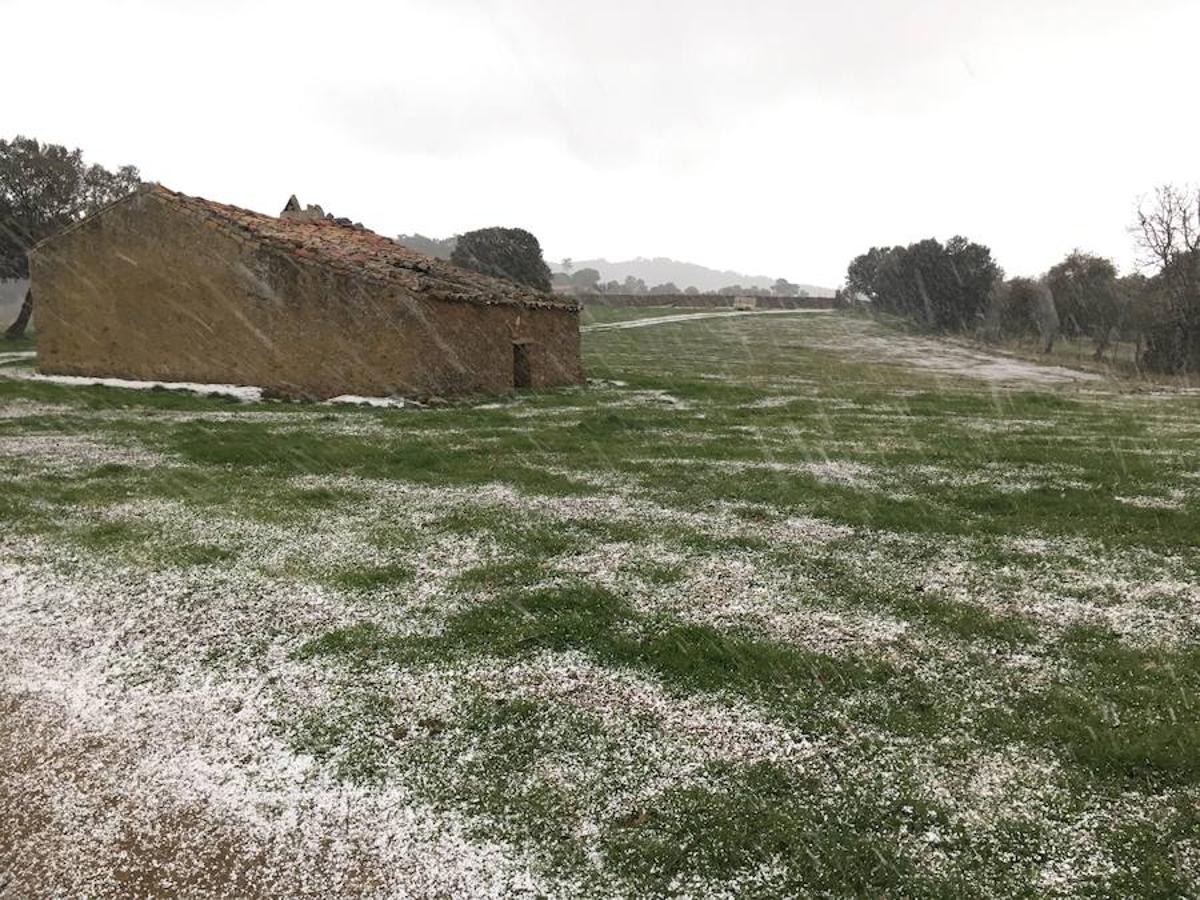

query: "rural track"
xmin=581 ymin=308 xmax=834 ymax=332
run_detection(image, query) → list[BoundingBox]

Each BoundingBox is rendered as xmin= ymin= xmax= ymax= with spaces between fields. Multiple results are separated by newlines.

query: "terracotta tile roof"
xmin=147 ymin=185 xmax=575 ymax=311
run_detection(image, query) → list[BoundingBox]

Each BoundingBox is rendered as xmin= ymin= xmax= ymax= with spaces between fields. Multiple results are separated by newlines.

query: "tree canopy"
xmin=622 ymin=275 xmax=648 ymax=295
xmin=396 ymin=232 xmax=456 ymax=260
xmin=0 ymin=135 xmax=140 ymax=279
xmin=450 ymin=226 xmax=552 ymax=292
xmin=1134 ymin=185 xmax=1200 ymax=372
xmin=845 ymin=237 xmax=1001 ymax=331
xmin=1045 ymin=251 xmax=1124 ymax=357
xmin=986 ymin=277 xmax=1060 ymax=352
xmin=569 ymin=267 xmax=602 ymax=293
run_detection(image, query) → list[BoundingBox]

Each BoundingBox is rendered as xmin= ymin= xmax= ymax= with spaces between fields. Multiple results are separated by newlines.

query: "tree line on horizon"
xmin=397 ymin=238 xmax=813 ymax=299
xmin=6 ymin=134 xmax=1197 ymax=373
xmin=551 ymin=266 xmax=808 ymax=298
xmin=842 ymin=187 xmax=1200 ymax=374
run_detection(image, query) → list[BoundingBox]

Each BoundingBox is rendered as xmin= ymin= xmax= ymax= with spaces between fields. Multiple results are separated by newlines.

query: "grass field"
xmin=1 ymin=312 xmax=1198 ymax=896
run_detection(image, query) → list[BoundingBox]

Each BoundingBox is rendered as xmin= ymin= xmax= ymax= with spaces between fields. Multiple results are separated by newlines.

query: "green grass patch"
xmin=160 ymin=542 xmax=236 ymax=567
xmin=1000 ymin=626 xmax=1200 ymax=786
xmin=70 ymin=519 xmax=151 ymax=552
xmin=298 ymin=582 xmax=944 ymax=735
xmin=631 ymin=560 xmax=684 ymax=585
xmin=602 ymin=760 xmax=960 ymax=896
xmin=327 ymin=562 xmax=414 ymax=592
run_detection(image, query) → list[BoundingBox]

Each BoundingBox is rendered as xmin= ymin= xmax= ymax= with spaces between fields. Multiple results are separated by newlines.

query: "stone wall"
xmin=31 ymin=194 xmax=582 ymax=399
xmin=579 ymin=294 xmax=836 ymax=310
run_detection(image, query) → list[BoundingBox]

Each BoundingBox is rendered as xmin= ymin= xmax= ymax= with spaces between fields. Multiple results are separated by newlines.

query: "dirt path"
xmin=800 ymin=321 xmax=1107 ymax=386
xmin=581 ymin=308 xmax=834 ymax=332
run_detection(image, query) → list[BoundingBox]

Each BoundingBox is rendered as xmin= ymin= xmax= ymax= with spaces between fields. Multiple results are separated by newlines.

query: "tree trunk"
xmin=5 ymin=288 xmax=32 ymax=340
xmin=914 ymin=269 xmax=935 ymax=328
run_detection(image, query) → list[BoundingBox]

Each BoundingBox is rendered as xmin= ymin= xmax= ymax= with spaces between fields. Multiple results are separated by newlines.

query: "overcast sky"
xmin=4 ymin=0 xmax=1197 ymax=286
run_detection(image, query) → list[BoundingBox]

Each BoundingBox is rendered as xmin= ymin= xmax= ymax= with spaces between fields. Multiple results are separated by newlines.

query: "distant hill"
xmin=394 ymin=237 xmax=835 ymax=298
xmin=552 ymin=257 xmax=834 ymax=297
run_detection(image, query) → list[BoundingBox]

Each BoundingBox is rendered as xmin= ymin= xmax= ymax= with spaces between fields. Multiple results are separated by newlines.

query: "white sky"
xmin=3 ymin=0 xmax=1197 ymax=286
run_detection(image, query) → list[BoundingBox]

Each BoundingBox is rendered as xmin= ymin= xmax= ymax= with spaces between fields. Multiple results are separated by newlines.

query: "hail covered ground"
xmin=1 ymin=309 xmax=1198 ymax=896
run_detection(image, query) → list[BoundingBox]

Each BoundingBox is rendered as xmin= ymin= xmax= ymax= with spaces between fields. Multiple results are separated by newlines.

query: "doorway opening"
xmin=513 ymin=343 xmax=531 ymax=389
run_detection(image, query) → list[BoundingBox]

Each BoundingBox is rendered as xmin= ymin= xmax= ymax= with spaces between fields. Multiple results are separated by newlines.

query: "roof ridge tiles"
xmin=145 ymin=184 xmax=575 ymax=311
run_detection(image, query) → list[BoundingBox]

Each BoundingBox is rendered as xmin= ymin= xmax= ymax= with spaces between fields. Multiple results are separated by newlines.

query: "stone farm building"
xmin=30 ymin=184 xmax=583 ymax=399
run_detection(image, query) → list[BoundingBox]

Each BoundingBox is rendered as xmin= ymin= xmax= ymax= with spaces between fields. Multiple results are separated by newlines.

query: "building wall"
xmin=31 ymin=194 xmax=582 ymax=399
